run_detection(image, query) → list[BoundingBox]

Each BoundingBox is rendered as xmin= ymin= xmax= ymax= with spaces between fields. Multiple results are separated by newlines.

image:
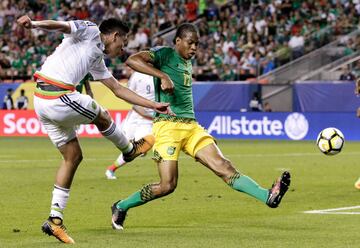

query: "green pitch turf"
xmin=0 ymin=137 xmax=359 ymax=248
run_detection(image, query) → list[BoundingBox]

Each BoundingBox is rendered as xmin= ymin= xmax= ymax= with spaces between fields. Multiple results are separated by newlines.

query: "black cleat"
xmin=266 ymin=171 xmax=291 ymax=208
xmin=123 ymin=135 xmax=155 ymax=162
xmin=111 ymin=201 xmax=127 ymax=230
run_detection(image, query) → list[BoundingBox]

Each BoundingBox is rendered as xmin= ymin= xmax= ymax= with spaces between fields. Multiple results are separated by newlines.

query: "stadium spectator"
xmin=263 ymin=102 xmax=272 ymax=112
xmin=249 ymin=92 xmax=262 ymax=112
xmin=15 ymin=89 xmax=28 ymax=110
xmin=339 ymin=67 xmax=356 ymax=81
xmin=2 ymin=88 xmax=14 ymax=110
xmin=1 ymin=0 xmax=359 ymax=81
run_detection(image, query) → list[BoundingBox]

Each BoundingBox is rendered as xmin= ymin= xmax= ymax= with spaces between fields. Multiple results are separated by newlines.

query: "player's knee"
xmin=72 ymin=152 xmax=83 ymax=165
xmin=93 ymin=110 xmax=112 ymax=131
xmin=159 ymin=182 xmax=177 ymax=196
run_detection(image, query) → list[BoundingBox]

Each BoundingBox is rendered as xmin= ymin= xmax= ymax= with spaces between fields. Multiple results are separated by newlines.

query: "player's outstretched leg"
xmin=355 ymin=177 xmax=360 ymax=190
xmin=42 ymin=217 xmax=75 ymax=244
xmin=266 ymin=171 xmax=291 ymax=208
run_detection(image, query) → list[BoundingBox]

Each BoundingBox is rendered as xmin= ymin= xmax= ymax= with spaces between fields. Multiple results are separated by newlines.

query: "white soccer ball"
xmin=316 ymin=127 xmax=345 ymax=155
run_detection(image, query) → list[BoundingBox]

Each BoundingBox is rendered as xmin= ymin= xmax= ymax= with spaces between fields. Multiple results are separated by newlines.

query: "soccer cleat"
xmin=355 ymin=177 xmax=360 ymax=190
xmin=123 ymin=135 xmax=155 ymax=162
xmin=111 ymin=201 xmax=127 ymax=230
xmin=41 ymin=217 xmax=75 ymax=244
xmin=266 ymin=171 xmax=291 ymax=208
xmin=105 ymin=169 xmax=117 ymax=180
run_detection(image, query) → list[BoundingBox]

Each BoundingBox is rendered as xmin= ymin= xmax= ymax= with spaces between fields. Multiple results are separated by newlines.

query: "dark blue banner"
xmin=196 ymin=112 xmax=360 ymax=140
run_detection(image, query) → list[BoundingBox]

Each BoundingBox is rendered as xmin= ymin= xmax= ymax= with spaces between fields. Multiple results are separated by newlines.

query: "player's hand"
xmin=153 ymin=102 xmax=176 ymax=116
xmin=160 ymin=75 xmax=175 ymax=94
xmin=355 ymin=78 xmax=360 ymax=96
xmin=17 ymin=15 xmax=33 ymax=29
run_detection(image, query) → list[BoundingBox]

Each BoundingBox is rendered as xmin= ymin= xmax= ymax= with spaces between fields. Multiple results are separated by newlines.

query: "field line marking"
xmin=303 ymin=205 xmax=360 ymax=215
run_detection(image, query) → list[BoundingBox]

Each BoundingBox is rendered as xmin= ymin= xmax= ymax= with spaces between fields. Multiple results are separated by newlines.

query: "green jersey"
xmin=150 ymin=46 xmax=195 ymax=120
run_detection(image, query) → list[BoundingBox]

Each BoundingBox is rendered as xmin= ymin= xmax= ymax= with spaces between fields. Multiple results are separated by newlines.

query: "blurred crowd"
xmin=0 ymin=0 xmax=359 ymax=82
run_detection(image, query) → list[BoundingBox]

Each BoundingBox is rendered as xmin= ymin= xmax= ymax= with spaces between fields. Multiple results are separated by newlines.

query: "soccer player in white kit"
xmin=17 ymin=15 xmax=173 ymax=244
xmin=106 ymin=71 xmax=155 ymax=179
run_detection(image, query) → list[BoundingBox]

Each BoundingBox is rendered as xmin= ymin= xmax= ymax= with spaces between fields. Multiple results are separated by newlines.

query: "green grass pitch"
xmin=0 ymin=137 xmax=359 ymax=247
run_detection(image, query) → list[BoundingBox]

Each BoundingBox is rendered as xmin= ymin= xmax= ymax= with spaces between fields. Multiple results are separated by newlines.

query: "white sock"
xmin=114 ymin=154 xmax=126 ymax=168
xmin=101 ymin=121 xmax=133 ymax=153
xmin=50 ymin=185 xmax=70 ymax=220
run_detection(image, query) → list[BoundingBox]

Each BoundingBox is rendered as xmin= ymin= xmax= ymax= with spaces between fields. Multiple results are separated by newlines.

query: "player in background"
xmin=15 ymin=89 xmax=29 ymax=109
xmin=354 ymin=78 xmax=360 ymax=189
xmin=110 ymin=23 xmax=291 ymax=230
xmin=105 ymin=70 xmax=154 ymax=180
xmin=17 ymin=15 xmax=172 ymax=244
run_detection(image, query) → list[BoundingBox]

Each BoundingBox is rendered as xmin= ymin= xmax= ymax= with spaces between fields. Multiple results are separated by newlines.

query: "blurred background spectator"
xmin=0 ymin=0 xmax=359 ymax=82
xmin=2 ymin=88 xmax=14 ymax=109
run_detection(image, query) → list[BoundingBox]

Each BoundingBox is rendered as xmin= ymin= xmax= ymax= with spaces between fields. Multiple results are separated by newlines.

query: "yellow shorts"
xmin=152 ymin=120 xmax=215 ymax=161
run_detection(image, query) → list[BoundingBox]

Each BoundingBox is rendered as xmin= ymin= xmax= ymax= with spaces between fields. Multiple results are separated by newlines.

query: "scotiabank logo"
xmin=0 ymin=110 xmax=127 ymax=137
xmin=207 ymin=113 xmax=309 ymax=140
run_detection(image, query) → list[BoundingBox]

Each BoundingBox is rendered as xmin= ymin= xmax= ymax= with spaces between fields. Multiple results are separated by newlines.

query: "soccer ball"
xmin=316 ymin=127 xmax=345 ymax=155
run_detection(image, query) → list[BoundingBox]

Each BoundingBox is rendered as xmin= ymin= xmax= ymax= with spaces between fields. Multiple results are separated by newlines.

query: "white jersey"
xmin=121 ymin=72 xmax=155 ymax=140
xmin=127 ymin=72 xmax=155 ymax=120
xmin=38 ymin=20 xmax=112 ymax=86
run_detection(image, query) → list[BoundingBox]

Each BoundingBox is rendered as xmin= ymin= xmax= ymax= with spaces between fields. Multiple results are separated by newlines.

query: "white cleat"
xmin=105 ymin=170 xmax=117 ymax=180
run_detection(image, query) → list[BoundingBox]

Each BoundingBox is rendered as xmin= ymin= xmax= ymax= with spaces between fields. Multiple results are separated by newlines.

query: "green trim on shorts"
xmin=35 ymin=87 xmax=72 ymax=96
xmin=152 ymin=149 xmax=164 ymax=163
xmin=153 ymin=116 xmax=196 ymax=124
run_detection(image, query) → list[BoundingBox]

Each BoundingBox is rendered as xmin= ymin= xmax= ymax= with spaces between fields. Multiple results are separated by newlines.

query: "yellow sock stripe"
xmin=140 ymin=184 xmax=155 ymax=202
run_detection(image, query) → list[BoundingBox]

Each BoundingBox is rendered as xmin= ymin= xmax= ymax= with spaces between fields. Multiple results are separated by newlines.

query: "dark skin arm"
xmin=125 ymin=51 xmax=175 ymax=94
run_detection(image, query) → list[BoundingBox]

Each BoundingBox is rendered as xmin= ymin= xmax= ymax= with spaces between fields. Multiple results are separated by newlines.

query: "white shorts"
xmin=34 ymin=92 xmax=101 ymax=147
xmin=121 ymin=110 xmax=153 ymax=141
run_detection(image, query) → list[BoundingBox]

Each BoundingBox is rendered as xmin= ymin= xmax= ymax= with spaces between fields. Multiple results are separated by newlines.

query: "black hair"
xmin=173 ymin=23 xmax=199 ymax=44
xmin=99 ymin=18 xmax=130 ymax=36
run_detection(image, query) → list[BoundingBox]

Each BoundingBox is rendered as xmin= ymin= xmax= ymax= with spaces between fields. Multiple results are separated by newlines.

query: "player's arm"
xmin=17 ymin=15 xmax=71 ymax=33
xmin=100 ymin=76 xmax=173 ymax=115
xmin=126 ymin=51 xmax=174 ymax=94
xmin=132 ymin=106 xmax=153 ymax=120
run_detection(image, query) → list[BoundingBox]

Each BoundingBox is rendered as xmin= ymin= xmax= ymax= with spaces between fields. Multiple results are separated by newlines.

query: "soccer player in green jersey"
xmin=110 ymin=23 xmax=291 ymax=230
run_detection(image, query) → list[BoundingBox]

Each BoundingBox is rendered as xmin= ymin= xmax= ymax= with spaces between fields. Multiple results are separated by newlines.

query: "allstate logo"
xmin=284 ymin=113 xmax=309 ymax=140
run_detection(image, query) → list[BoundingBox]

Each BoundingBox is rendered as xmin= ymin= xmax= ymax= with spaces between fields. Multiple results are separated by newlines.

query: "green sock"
xmin=116 ymin=184 xmax=155 ymax=211
xmin=229 ymin=172 xmax=269 ymax=204
xmin=117 ymin=191 xmax=144 ymax=211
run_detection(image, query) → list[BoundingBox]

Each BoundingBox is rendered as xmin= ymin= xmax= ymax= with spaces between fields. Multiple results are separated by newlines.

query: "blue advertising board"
xmin=196 ymin=112 xmax=360 ymax=141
